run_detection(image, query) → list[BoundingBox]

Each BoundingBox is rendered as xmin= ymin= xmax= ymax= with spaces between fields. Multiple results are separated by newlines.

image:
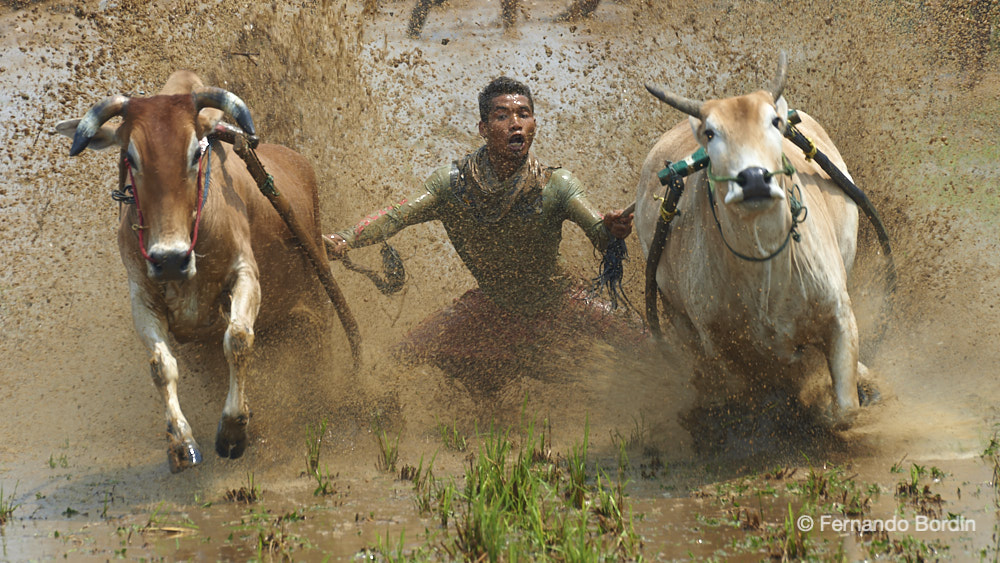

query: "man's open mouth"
xmin=508 ymin=134 xmax=525 ymax=150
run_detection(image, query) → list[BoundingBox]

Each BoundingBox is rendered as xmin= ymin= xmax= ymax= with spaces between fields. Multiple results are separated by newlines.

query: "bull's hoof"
xmin=215 ymin=414 xmax=249 ymax=459
xmin=822 ymin=405 xmax=859 ymax=431
xmin=168 ymin=438 xmax=203 ymax=474
xmin=857 ymin=379 xmax=882 ymax=407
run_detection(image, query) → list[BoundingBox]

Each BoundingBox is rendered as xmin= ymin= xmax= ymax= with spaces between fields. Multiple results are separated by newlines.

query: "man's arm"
xmin=326 ymin=167 xmax=450 ymax=258
xmin=555 ymin=170 xmax=633 ymax=252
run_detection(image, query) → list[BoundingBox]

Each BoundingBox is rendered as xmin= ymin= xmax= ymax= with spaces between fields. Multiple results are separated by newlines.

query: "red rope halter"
xmin=123 ymin=142 xmax=210 ymax=266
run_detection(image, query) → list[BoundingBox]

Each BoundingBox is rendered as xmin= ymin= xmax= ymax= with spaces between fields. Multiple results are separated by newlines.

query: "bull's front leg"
xmin=130 ymin=282 xmax=202 ymax=473
xmin=216 ymin=259 xmax=261 ymax=459
xmin=826 ymin=304 xmax=861 ymax=428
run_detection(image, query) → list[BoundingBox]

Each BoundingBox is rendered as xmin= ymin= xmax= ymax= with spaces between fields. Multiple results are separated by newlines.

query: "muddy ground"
xmin=1 ymin=0 xmax=1000 ymax=560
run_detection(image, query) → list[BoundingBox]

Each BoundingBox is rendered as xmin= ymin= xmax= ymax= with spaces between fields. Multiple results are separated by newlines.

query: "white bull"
xmin=635 ymin=55 xmax=864 ymax=427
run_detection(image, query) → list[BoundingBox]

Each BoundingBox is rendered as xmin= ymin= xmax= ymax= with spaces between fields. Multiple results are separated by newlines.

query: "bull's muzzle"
xmin=736 ymin=167 xmax=773 ymax=201
xmin=148 ymin=248 xmax=195 ymax=281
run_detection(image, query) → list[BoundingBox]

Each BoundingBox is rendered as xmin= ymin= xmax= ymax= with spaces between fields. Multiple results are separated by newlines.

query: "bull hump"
xmin=160 ymin=70 xmax=205 ymax=95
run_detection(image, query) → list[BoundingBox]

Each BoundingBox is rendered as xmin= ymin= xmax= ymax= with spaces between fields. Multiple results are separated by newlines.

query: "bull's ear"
xmin=196 ymin=108 xmax=224 ymax=139
xmin=775 ymin=96 xmax=788 ymax=131
xmin=688 ymin=115 xmax=703 ymax=144
xmin=55 ymin=119 xmax=121 ymax=152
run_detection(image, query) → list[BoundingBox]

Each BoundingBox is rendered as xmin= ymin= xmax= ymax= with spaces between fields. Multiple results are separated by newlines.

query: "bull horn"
xmin=769 ymin=51 xmax=788 ymax=102
xmin=644 ymin=84 xmax=703 ymax=117
xmin=69 ymin=95 xmax=129 ymax=156
xmin=193 ymin=87 xmax=257 ymax=136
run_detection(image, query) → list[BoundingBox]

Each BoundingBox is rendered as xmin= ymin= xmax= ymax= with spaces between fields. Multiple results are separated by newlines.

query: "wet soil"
xmin=2 ymin=0 xmax=1000 ymax=560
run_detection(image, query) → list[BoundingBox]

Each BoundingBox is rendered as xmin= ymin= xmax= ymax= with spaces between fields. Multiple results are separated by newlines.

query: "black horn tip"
xmin=195 ymin=88 xmax=257 ymax=136
xmin=69 ymin=132 xmax=90 ymax=156
xmin=644 ymin=83 xmax=666 ymax=101
xmin=233 ymin=107 xmax=257 ymax=137
xmin=69 ymin=142 xmax=87 ymax=157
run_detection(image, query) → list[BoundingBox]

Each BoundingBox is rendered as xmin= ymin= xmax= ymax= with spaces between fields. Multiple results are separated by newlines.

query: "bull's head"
xmin=56 ymin=76 xmax=255 ymax=281
xmin=646 ymin=52 xmax=790 ymax=213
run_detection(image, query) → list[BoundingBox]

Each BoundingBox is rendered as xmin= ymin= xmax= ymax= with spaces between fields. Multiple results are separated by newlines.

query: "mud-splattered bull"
xmin=57 ymin=71 xmax=330 ymax=472
xmin=635 ymin=54 xmax=866 ymax=427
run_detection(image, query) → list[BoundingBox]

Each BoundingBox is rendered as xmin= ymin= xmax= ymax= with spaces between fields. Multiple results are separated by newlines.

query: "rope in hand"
xmin=590 ymin=202 xmax=636 ymax=311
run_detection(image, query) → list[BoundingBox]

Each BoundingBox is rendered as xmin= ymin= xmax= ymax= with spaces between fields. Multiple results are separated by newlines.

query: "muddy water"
xmin=1 ymin=0 xmax=999 ymax=560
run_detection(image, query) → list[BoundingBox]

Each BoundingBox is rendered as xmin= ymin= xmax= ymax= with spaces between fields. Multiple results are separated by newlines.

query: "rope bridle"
xmin=704 ymin=154 xmax=808 ymax=262
xmin=114 ymin=138 xmax=213 ymax=265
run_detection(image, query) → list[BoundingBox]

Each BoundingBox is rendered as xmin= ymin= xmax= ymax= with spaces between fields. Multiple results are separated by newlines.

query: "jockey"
xmin=326 ymin=76 xmax=635 ymax=385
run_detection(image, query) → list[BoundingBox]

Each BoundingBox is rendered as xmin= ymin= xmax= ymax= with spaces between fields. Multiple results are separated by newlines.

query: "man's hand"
xmin=602 ymin=208 xmax=634 ymax=239
xmin=323 ymin=233 xmax=350 ymax=260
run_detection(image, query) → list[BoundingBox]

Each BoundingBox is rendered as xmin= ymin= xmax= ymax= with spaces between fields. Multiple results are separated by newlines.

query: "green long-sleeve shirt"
xmin=338 ymin=163 xmax=612 ymax=316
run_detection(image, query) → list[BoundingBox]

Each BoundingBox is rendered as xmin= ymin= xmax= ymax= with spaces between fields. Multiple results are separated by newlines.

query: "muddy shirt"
xmin=338 ymin=149 xmax=611 ymax=315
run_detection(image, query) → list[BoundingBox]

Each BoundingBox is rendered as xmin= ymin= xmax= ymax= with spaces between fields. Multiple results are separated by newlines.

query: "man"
xmin=326 ymin=76 xmax=634 ymax=388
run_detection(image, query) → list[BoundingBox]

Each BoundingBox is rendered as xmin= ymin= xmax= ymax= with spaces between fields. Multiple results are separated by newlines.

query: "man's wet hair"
xmin=478 ymin=76 xmax=533 ymax=122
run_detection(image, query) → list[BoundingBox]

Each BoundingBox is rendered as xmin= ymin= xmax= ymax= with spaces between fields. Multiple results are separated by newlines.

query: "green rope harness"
xmin=705 ymin=154 xmax=807 ymax=262
xmin=657 ymin=146 xmax=710 ymax=183
xmin=706 ymin=166 xmax=808 ymax=262
xmin=652 ymin=142 xmax=808 ymax=263
xmin=705 ymin=153 xmax=796 ymax=186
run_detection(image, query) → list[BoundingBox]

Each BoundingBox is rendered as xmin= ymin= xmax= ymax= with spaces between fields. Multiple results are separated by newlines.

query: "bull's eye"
xmin=704 ymin=129 xmax=716 ymax=141
xmin=772 ymin=117 xmax=783 ymax=129
xmin=191 ymin=146 xmax=203 ymax=167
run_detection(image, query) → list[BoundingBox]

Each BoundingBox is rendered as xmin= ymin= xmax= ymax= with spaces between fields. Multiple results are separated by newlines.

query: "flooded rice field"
xmin=2 ymin=0 xmax=1000 ymax=560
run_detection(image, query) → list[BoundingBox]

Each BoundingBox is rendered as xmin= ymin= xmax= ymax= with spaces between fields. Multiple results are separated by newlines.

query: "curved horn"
xmin=69 ymin=95 xmax=129 ymax=156
xmin=769 ymin=51 xmax=788 ymax=102
xmin=193 ymin=88 xmax=256 ymax=136
xmin=644 ymin=83 xmax=703 ymax=117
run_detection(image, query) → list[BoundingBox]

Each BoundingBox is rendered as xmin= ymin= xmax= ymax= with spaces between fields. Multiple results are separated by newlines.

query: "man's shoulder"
xmin=424 ymin=164 xmax=454 ymax=194
xmin=545 ymin=167 xmax=582 ymax=192
xmin=430 ymin=163 xmax=453 ymax=180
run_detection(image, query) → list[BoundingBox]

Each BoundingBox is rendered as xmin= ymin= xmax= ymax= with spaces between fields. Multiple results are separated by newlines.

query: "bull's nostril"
xmin=148 ymin=251 xmax=165 ymax=267
xmin=737 ymin=167 xmax=769 ymax=187
xmin=147 ymin=250 xmax=191 ymax=279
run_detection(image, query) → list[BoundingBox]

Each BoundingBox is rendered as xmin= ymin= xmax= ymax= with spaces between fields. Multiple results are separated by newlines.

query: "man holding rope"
xmin=326 ymin=76 xmax=636 ymax=386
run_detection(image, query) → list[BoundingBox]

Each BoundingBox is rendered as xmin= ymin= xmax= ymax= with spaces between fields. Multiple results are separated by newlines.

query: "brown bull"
xmin=636 ymin=55 xmax=866 ymax=428
xmin=57 ymin=71 xmax=340 ymax=472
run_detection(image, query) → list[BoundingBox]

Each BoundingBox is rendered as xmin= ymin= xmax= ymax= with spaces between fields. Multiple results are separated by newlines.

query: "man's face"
xmin=478 ymin=94 xmax=536 ymax=165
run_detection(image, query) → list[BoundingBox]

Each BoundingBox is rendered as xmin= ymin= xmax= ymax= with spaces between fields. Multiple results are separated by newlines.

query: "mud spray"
xmin=1 ymin=0 xmax=998 ymax=559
